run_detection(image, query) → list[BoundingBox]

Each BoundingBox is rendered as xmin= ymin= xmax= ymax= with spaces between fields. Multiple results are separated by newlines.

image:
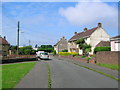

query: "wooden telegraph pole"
xmin=17 ymin=21 xmax=20 ymax=55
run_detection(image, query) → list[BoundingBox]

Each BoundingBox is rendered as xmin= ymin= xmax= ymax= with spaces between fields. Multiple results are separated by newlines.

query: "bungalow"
xmin=54 ymin=37 xmax=68 ymax=54
xmin=68 ymin=23 xmax=110 ymax=55
xmin=110 ymin=35 xmax=120 ymax=51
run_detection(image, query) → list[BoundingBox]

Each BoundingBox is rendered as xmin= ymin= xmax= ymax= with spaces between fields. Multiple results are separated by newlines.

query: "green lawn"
xmin=96 ymin=63 xmax=120 ymax=71
xmin=2 ymin=62 xmax=36 ymax=88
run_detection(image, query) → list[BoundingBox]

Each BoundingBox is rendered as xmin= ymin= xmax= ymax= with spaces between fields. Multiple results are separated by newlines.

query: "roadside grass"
xmin=96 ymin=63 xmax=120 ymax=71
xmin=73 ymin=63 xmax=119 ymax=81
xmin=0 ymin=65 xmax=2 ymax=90
xmin=46 ymin=63 xmax=51 ymax=90
xmin=2 ymin=62 xmax=36 ymax=88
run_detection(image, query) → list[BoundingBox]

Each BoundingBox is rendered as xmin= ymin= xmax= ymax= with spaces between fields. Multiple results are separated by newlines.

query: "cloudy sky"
xmin=1 ymin=1 xmax=119 ymax=47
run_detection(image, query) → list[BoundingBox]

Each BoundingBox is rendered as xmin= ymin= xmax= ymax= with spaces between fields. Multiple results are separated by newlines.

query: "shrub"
xmin=62 ymin=49 xmax=68 ymax=52
xmin=91 ymin=54 xmax=96 ymax=58
xmin=85 ymin=57 xmax=91 ymax=63
xmin=94 ymin=47 xmax=111 ymax=54
xmin=58 ymin=52 xmax=79 ymax=56
xmin=53 ymin=50 xmax=56 ymax=55
xmin=81 ymin=55 xmax=86 ymax=58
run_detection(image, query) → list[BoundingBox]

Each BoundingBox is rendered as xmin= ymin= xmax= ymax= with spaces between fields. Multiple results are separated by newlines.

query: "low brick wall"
xmin=2 ymin=55 xmax=36 ymax=60
xmin=2 ymin=58 xmax=37 ymax=64
xmin=95 ymin=51 xmax=120 ymax=64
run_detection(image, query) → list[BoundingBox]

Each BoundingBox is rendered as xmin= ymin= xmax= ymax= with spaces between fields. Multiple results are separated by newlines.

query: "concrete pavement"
xmin=15 ymin=61 xmax=48 ymax=88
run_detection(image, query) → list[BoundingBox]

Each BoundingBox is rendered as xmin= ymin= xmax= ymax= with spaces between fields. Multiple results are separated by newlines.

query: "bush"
xmin=81 ymin=55 xmax=86 ymax=58
xmin=62 ymin=49 xmax=68 ymax=52
xmin=58 ymin=52 xmax=79 ymax=56
xmin=94 ymin=47 xmax=111 ymax=54
xmin=53 ymin=50 xmax=56 ymax=55
xmin=85 ymin=57 xmax=91 ymax=63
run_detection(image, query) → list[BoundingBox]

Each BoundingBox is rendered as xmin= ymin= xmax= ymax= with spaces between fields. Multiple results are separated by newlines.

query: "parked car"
xmin=36 ymin=52 xmax=49 ymax=60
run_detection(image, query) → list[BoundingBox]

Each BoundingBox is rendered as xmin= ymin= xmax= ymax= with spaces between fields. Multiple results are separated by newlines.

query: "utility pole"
xmin=29 ymin=40 xmax=30 ymax=46
xmin=17 ymin=21 xmax=20 ymax=55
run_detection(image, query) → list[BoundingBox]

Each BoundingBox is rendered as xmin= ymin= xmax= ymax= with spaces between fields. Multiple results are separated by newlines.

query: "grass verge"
xmin=96 ymin=63 xmax=120 ymax=71
xmin=73 ymin=63 xmax=119 ymax=81
xmin=46 ymin=63 xmax=51 ymax=90
xmin=2 ymin=62 xmax=36 ymax=88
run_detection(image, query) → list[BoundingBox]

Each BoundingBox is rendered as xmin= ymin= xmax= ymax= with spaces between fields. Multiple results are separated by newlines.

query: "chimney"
xmin=98 ymin=22 xmax=102 ymax=28
xmin=84 ymin=28 xmax=87 ymax=31
xmin=4 ymin=36 xmax=6 ymax=40
xmin=74 ymin=32 xmax=77 ymax=35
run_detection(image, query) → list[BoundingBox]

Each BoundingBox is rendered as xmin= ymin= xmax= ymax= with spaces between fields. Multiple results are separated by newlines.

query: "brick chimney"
xmin=61 ymin=36 xmax=65 ymax=40
xmin=98 ymin=22 xmax=102 ymax=28
xmin=84 ymin=28 xmax=87 ymax=32
xmin=74 ymin=32 xmax=77 ymax=35
xmin=4 ymin=36 xmax=6 ymax=40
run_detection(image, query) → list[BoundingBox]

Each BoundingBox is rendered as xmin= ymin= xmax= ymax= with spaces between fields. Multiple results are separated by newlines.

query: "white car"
xmin=36 ymin=52 xmax=49 ymax=60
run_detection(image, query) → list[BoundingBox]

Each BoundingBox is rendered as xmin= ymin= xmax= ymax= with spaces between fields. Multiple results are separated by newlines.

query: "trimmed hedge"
xmin=94 ymin=47 xmax=111 ymax=54
xmin=58 ymin=52 xmax=79 ymax=56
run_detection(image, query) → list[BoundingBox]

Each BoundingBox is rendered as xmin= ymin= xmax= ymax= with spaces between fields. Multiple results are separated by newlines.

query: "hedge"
xmin=94 ymin=47 xmax=111 ymax=54
xmin=58 ymin=52 xmax=79 ymax=56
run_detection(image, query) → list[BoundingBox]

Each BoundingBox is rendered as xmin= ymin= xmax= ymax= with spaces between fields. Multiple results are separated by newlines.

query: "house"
xmin=54 ymin=37 xmax=68 ymax=54
xmin=68 ymin=23 xmax=110 ymax=55
xmin=96 ymin=41 xmax=110 ymax=47
xmin=0 ymin=36 xmax=10 ymax=57
xmin=110 ymin=35 xmax=120 ymax=51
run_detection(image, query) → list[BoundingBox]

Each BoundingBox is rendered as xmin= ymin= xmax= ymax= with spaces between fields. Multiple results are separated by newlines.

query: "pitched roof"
xmin=54 ymin=37 xmax=67 ymax=46
xmin=96 ymin=41 xmax=110 ymax=47
xmin=0 ymin=37 xmax=10 ymax=45
xmin=111 ymin=35 xmax=120 ymax=39
xmin=54 ymin=41 xmax=59 ymax=46
xmin=69 ymin=27 xmax=98 ymax=41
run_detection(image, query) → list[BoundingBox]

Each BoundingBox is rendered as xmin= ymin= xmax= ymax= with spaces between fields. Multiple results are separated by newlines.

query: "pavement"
xmin=15 ymin=61 xmax=48 ymax=88
xmin=15 ymin=56 xmax=119 ymax=88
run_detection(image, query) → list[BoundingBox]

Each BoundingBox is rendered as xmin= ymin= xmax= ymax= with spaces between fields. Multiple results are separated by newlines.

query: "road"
xmin=16 ymin=56 xmax=118 ymax=88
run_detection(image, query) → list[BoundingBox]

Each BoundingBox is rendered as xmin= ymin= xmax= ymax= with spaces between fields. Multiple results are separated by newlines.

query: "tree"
xmin=35 ymin=44 xmax=38 ymax=48
xmin=37 ymin=45 xmax=54 ymax=53
xmin=76 ymin=38 xmax=91 ymax=56
xmin=19 ymin=46 xmax=33 ymax=55
xmin=83 ymin=43 xmax=91 ymax=56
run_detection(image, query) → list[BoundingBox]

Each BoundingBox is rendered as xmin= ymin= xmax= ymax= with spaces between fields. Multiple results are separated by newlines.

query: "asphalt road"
xmin=48 ymin=57 xmax=118 ymax=88
xmin=16 ymin=56 xmax=118 ymax=88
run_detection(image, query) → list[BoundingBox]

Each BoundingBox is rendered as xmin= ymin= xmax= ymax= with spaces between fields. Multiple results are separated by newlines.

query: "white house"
xmin=68 ymin=23 xmax=110 ymax=55
xmin=110 ymin=35 xmax=120 ymax=51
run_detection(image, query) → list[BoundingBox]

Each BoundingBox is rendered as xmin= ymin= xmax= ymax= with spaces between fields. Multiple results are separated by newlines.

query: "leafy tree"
xmin=9 ymin=45 xmax=17 ymax=50
xmin=76 ymin=38 xmax=85 ymax=49
xmin=35 ymin=44 xmax=38 ymax=48
xmin=19 ymin=46 xmax=33 ymax=55
xmin=37 ymin=45 xmax=54 ymax=53
xmin=76 ymin=38 xmax=91 ymax=56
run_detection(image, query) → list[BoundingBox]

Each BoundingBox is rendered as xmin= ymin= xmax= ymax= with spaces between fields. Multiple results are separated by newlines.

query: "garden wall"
xmin=95 ymin=51 xmax=120 ymax=64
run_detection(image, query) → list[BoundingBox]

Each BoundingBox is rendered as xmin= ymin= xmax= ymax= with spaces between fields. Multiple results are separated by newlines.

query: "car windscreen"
xmin=41 ymin=53 xmax=48 ymax=55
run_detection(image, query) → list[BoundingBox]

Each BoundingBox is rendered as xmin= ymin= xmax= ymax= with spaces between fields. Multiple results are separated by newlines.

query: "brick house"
xmin=110 ymin=35 xmax=120 ymax=51
xmin=0 ymin=36 xmax=10 ymax=57
xmin=68 ymin=23 xmax=110 ymax=55
xmin=54 ymin=37 xmax=68 ymax=54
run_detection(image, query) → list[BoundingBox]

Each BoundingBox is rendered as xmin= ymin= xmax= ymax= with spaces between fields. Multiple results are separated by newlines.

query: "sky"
xmin=1 ymin=1 xmax=119 ymax=47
